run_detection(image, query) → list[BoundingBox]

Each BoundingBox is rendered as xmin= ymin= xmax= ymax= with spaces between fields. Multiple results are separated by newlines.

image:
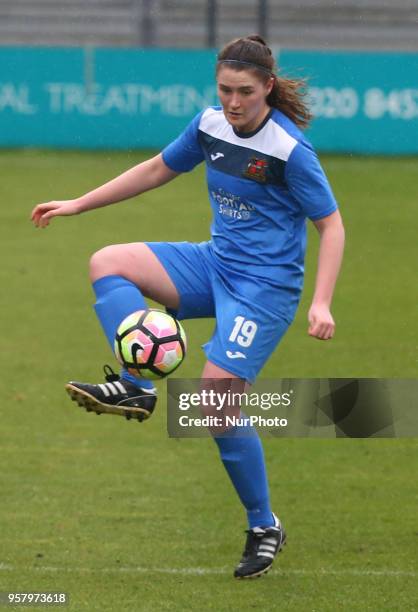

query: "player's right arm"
xmin=31 ymin=153 xmax=178 ymax=228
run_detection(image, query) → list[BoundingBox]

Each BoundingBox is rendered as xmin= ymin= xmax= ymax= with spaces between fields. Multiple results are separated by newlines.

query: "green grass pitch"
xmin=0 ymin=150 xmax=417 ymax=611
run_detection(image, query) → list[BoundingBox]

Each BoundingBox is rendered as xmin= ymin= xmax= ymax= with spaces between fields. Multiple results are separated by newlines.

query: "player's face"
xmin=217 ymin=67 xmax=273 ymax=133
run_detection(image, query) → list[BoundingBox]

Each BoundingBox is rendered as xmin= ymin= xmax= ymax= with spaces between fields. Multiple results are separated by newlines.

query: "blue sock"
xmin=214 ymin=419 xmax=274 ymax=529
xmin=92 ymin=274 xmax=154 ymax=390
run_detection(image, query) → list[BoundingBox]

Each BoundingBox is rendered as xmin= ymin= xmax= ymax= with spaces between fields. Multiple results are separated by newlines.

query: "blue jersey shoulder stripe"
xmin=198 ymin=130 xmax=286 ymax=186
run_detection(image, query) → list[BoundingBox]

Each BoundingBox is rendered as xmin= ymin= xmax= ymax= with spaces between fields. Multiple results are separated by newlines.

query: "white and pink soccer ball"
xmin=114 ymin=309 xmax=187 ymax=379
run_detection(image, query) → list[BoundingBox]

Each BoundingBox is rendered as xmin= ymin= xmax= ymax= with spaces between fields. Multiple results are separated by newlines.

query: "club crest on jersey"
xmin=243 ymin=157 xmax=269 ymax=183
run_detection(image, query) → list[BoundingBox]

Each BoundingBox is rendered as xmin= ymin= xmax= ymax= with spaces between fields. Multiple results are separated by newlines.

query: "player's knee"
xmin=89 ymin=244 xmax=146 ymax=286
xmin=89 ymin=246 xmax=124 ymax=282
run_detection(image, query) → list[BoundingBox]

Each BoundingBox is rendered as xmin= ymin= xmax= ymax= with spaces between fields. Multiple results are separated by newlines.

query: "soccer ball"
xmin=114 ymin=309 xmax=187 ymax=379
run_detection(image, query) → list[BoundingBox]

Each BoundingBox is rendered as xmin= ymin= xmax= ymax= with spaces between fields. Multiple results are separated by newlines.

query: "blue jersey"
xmin=162 ymin=106 xmax=337 ymax=292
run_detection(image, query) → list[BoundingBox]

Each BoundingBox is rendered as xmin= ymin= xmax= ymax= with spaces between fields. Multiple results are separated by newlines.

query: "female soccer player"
xmin=31 ymin=35 xmax=345 ymax=579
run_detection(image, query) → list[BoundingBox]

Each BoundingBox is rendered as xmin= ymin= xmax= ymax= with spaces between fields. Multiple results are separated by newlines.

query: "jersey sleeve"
xmin=162 ymin=111 xmax=205 ymax=173
xmin=285 ymin=140 xmax=338 ymax=220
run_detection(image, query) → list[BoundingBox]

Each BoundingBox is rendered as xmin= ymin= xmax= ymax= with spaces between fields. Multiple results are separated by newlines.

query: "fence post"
xmin=207 ymin=0 xmax=217 ymax=48
xmin=258 ymin=0 xmax=268 ymax=40
xmin=140 ymin=0 xmax=157 ymax=47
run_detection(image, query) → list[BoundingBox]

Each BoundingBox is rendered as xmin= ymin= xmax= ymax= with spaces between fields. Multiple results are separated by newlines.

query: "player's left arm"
xmin=308 ymin=209 xmax=345 ymax=340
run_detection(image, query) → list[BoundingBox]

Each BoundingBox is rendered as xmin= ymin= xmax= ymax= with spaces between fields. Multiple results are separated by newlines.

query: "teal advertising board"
xmin=280 ymin=50 xmax=418 ymax=154
xmin=1 ymin=47 xmax=417 ymax=153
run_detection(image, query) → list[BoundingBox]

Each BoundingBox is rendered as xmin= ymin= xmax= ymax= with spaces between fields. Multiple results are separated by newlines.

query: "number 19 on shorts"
xmin=229 ymin=316 xmax=258 ymax=348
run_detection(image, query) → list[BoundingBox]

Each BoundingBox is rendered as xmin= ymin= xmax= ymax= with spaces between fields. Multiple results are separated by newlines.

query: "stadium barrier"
xmin=1 ymin=47 xmax=417 ymax=154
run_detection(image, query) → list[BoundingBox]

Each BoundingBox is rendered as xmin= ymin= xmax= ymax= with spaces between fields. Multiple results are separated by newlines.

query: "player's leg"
xmin=67 ymin=243 xmax=181 ymax=420
xmin=202 ymin=359 xmax=274 ymax=527
xmin=201 ymin=359 xmax=286 ymax=578
xmin=90 ymin=242 xmax=180 ymax=387
xmin=202 ymin=270 xmax=298 ymax=578
xmin=67 ymin=241 xmax=215 ymax=421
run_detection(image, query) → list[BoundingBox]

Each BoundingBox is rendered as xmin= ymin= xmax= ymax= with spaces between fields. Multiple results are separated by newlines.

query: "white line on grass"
xmin=0 ymin=563 xmax=416 ymax=577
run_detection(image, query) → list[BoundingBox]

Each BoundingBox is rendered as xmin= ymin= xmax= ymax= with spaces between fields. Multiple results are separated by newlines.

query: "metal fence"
xmin=0 ymin=0 xmax=417 ymax=49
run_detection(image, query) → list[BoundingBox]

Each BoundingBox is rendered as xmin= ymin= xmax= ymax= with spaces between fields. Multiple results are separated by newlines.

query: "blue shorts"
xmin=146 ymin=241 xmax=300 ymax=383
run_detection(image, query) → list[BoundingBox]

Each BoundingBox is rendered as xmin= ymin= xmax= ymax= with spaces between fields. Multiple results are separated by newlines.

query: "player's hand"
xmin=31 ymin=199 xmax=82 ymax=228
xmin=308 ymin=303 xmax=335 ymax=340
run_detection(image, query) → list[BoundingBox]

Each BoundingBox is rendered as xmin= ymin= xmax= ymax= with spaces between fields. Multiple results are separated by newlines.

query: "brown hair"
xmin=217 ymin=35 xmax=312 ymax=130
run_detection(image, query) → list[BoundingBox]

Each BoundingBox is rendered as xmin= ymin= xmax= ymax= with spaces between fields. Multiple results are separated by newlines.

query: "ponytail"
xmin=267 ymin=75 xmax=312 ymax=130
